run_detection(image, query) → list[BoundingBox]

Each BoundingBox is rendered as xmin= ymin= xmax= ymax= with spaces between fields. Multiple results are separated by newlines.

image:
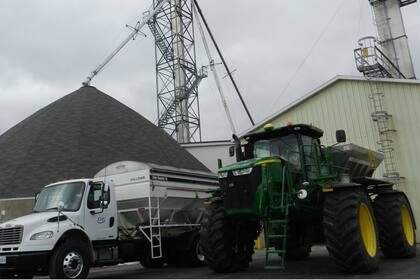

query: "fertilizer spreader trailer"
xmin=0 ymin=161 xmax=218 ymax=279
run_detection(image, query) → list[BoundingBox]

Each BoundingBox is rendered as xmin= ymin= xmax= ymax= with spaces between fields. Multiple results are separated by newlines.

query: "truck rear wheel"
xmin=199 ymin=202 xmax=259 ymax=273
xmin=48 ymin=239 xmax=90 ymax=279
xmin=139 ymin=247 xmax=165 ymax=269
xmin=323 ymin=189 xmax=379 ymax=273
xmin=285 ymin=223 xmax=312 ymax=260
xmin=373 ymin=193 xmax=417 ymax=258
xmin=185 ymin=232 xmax=205 ymax=267
xmin=165 ymin=232 xmax=205 ymax=267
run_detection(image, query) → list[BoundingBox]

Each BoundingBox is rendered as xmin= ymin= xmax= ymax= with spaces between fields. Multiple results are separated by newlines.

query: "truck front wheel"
xmin=199 ymin=202 xmax=259 ymax=273
xmin=48 ymin=239 xmax=90 ymax=279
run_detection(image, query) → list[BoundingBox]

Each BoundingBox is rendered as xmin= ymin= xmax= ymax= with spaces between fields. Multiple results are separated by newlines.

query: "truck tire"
xmin=185 ymin=232 xmax=205 ymax=267
xmin=285 ymin=224 xmax=312 ymax=260
xmin=373 ymin=193 xmax=417 ymax=258
xmin=139 ymin=247 xmax=165 ymax=269
xmin=166 ymin=232 xmax=205 ymax=267
xmin=323 ymin=189 xmax=379 ymax=273
xmin=48 ymin=238 xmax=90 ymax=279
xmin=199 ymin=202 xmax=259 ymax=273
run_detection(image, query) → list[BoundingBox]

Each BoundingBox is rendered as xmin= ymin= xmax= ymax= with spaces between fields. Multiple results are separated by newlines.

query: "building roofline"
xmin=239 ymin=75 xmax=420 ymax=137
xmin=181 ymin=140 xmax=232 ymax=148
xmin=0 ymin=197 xmax=35 ymax=202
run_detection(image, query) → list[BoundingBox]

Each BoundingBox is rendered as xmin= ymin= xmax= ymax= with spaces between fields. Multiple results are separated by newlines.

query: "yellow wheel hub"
xmin=401 ymin=205 xmax=415 ymax=246
xmin=359 ymin=203 xmax=377 ymax=257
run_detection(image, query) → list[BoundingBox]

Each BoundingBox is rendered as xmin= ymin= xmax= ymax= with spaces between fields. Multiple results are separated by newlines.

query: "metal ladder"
xmin=139 ymin=192 xmax=163 ymax=259
xmin=147 ymin=20 xmax=173 ymax=62
xmin=148 ymin=196 xmax=163 ymax=259
xmin=354 ymin=37 xmax=401 ymax=182
xmin=157 ymin=67 xmax=207 ymax=127
xmin=264 ymin=168 xmax=290 ymax=270
xmin=367 ymin=79 xmax=399 ymax=181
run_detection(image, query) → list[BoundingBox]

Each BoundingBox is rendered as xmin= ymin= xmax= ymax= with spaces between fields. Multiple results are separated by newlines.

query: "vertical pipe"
xmin=370 ymin=0 xmax=416 ymax=78
xmin=171 ymin=0 xmax=190 ymax=143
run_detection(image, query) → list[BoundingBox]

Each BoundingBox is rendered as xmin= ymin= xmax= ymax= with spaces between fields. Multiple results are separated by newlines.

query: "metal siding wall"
xmin=386 ymin=82 xmax=420 ymax=228
xmin=268 ymin=79 xmax=420 ymax=236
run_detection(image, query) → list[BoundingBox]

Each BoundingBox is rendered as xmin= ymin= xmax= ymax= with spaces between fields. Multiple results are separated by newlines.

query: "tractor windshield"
xmin=253 ymin=134 xmax=300 ymax=168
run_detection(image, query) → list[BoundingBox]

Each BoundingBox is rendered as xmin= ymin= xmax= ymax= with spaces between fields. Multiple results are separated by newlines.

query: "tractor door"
xmin=300 ymin=135 xmax=322 ymax=181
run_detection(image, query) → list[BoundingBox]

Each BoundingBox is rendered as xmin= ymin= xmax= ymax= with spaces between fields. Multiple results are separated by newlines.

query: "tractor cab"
xmin=203 ymin=123 xmax=416 ymax=274
xmin=240 ymin=123 xmax=327 ymax=182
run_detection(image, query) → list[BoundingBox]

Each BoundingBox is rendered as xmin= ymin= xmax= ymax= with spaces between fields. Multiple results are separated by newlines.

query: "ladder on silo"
xmin=367 ymin=79 xmax=399 ymax=181
xmin=354 ymin=37 xmax=401 ymax=182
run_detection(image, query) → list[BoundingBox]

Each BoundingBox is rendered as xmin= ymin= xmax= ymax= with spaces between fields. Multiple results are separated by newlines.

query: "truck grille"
xmin=0 ymin=226 xmax=24 ymax=245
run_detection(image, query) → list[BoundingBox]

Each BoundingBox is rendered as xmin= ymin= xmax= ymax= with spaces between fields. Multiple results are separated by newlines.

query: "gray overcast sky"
xmin=0 ymin=0 xmax=419 ymax=141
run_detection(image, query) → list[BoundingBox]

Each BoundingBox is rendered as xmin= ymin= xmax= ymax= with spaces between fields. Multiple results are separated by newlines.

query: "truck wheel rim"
xmin=63 ymin=251 xmax=84 ymax=278
xmin=359 ymin=202 xmax=377 ymax=257
xmin=401 ymin=205 xmax=415 ymax=246
xmin=196 ymin=243 xmax=205 ymax=262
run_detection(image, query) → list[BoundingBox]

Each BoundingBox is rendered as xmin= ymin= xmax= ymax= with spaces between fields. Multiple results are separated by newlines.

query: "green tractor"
xmin=199 ymin=123 xmax=417 ymax=273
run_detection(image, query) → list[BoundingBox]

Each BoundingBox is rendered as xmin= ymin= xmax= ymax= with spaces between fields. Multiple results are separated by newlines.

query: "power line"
xmin=270 ymin=0 xmax=346 ymax=113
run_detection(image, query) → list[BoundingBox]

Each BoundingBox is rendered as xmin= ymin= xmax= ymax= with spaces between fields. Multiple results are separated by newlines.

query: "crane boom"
xmin=192 ymin=3 xmax=236 ymax=135
xmin=82 ymin=0 xmax=169 ymax=86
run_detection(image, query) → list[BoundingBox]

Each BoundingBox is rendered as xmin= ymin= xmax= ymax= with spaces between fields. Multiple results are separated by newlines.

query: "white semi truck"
xmin=0 ymin=161 xmax=218 ymax=278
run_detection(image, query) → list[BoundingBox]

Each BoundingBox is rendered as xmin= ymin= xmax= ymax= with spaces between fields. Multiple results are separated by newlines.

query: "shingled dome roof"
xmin=0 ymin=86 xmax=209 ymax=199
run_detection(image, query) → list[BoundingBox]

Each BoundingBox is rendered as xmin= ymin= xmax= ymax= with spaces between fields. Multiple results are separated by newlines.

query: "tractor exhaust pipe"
xmin=232 ymin=134 xmax=244 ymax=162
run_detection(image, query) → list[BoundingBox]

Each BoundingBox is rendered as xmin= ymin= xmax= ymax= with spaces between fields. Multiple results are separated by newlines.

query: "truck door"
xmin=84 ymin=182 xmax=117 ymax=240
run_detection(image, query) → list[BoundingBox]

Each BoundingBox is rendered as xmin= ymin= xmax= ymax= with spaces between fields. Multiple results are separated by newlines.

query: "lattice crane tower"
xmin=148 ymin=0 xmax=207 ymax=143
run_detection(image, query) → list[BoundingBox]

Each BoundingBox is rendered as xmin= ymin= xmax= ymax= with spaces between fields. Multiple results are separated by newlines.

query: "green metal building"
xmin=241 ymin=75 xmax=420 ymax=236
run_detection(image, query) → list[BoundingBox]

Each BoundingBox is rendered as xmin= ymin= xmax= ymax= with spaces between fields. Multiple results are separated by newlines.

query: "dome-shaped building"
xmin=0 ymin=86 xmax=209 ymax=221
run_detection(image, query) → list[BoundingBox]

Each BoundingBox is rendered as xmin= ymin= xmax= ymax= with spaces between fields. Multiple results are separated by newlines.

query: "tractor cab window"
xmin=301 ymin=135 xmax=321 ymax=179
xmin=253 ymin=134 xmax=301 ymax=169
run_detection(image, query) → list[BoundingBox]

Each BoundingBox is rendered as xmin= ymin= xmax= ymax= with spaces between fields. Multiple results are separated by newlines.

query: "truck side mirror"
xmin=336 ymin=130 xmax=346 ymax=143
xmin=229 ymin=146 xmax=235 ymax=157
xmin=101 ymin=183 xmax=110 ymax=209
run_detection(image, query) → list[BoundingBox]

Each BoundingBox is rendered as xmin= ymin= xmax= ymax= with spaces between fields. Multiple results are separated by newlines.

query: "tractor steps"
xmin=264 ymin=181 xmax=290 ymax=271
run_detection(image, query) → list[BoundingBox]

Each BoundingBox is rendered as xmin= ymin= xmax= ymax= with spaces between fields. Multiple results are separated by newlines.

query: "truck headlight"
xmin=232 ymin=168 xmax=253 ymax=176
xmin=218 ymin=172 xmax=228 ymax=179
xmin=30 ymin=231 xmax=53 ymax=240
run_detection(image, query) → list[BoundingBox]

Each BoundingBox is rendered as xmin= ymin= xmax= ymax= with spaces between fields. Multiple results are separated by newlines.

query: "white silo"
xmin=369 ymin=0 xmax=416 ymax=79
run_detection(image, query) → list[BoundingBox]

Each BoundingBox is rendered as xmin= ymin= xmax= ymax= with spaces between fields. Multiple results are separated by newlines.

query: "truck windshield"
xmin=253 ymin=134 xmax=300 ymax=168
xmin=33 ymin=182 xmax=85 ymax=212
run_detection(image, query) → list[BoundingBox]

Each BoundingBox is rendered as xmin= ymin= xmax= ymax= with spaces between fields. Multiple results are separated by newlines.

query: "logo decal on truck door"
xmin=97 ymin=217 xmax=105 ymax=224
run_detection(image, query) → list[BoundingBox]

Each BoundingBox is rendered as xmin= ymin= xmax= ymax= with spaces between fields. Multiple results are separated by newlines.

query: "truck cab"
xmin=0 ymin=161 xmax=218 ymax=279
xmin=0 ymin=178 xmax=115 ymax=278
